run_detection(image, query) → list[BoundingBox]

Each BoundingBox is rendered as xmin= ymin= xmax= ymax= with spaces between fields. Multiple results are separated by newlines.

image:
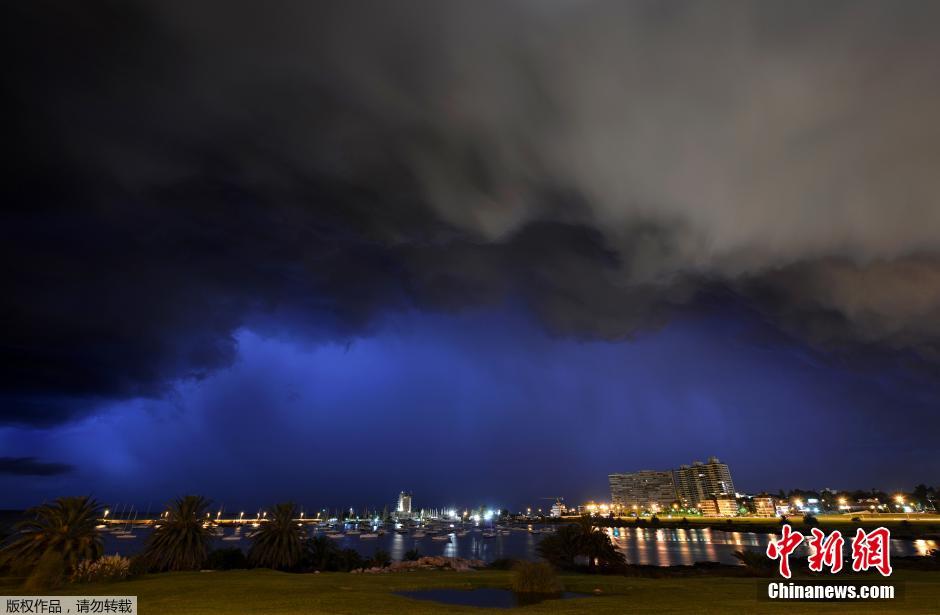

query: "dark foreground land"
xmin=2 ymin=568 xmax=937 ymax=614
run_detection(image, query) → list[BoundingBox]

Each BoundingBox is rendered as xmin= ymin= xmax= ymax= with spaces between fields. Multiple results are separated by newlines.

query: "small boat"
xmin=432 ymin=534 xmax=451 ymax=541
xmin=327 ymin=534 xmax=345 ymax=540
xmin=346 ymin=529 xmax=361 ymax=536
xmin=221 ymin=535 xmax=242 ymax=541
xmin=360 ymin=533 xmax=378 ymax=539
xmin=412 ymin=531 xmax=426 ymax=538
xmin=481 ymin=531 xmax=496 ymax=538
xmin=455 ymin=531 xmax=468 ymax=537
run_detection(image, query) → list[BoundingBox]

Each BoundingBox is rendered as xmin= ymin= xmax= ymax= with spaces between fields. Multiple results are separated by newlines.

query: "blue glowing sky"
xmin=3 ymin=302 xmax=935 ymax=510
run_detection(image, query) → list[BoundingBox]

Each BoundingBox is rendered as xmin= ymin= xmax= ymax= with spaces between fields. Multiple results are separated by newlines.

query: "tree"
xmin=913 ymin=484 xmax=937 ymax=510
xmin=304 ymin=535 xmax=339 ymax=571
xmin=335 ymin=548 xmax=363 ymax=572
xmin=142 ymin=495 xmax=213 ymax=572
xmin=1 ymin=496 xmax=102 ymax=575
xmin=248 ymin=502 xmax=304 ymax=570
xmin=536 ymin=524 xmax=581 ymax=568
xmin=536 ymin=517 xmax=624 ymax=572
xmin=573 ymin=516 xmax=625 ymax=572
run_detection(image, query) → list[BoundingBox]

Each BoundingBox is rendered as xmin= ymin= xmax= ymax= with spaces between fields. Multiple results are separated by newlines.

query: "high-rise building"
xmin=673 ymin=457 xmax=735 ymax=507
xmin=396 ymin=491 xmax=412 ymax=514
xmin=609 ymin=470 xmax=678 ymax=513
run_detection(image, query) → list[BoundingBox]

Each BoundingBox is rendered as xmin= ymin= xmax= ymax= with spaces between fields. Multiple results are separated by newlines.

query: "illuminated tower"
xmin=397 ymin=491 xmax=412 ymax=514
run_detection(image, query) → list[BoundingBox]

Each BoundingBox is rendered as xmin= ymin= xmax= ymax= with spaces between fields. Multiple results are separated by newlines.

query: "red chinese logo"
xmin=766 ymin=524 xmax=804 ymax=578
xmin=851 ymin=527 xmax=892 ymax=577
xmin=807 ymin=527 xmax=844 ymax=573
xmin=766 ymin=525 xmax=892 ymax=578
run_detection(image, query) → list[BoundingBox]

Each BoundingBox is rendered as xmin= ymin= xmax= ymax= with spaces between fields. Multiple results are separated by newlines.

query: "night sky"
xmin=3 ymin=1 xmax=940 ymax=511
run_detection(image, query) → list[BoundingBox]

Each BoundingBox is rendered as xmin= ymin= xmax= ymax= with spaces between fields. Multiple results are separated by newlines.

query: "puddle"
xmin=396 ymin=588 xmax=587 ymax=608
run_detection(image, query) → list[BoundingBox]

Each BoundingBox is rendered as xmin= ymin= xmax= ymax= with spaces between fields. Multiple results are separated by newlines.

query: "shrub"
xmin=23 ymin=549 xmax=65 ymax=592
xmin=403 ymin=548 xmax=420 ymax=562
xmin=206 ymin=548 xmax=248 ymax=570
xmin=487 ymin=558 xmax=518 ymax=570
xmin=128 ymin=555 xmax=151 ymax=577
xmin=803 ymin=514 xmax=819 ymax=528
xmin=335 ymin=548 xmax=363 ymax=572
xmin=732 ymin=549 xmax=775 ymax=576
xmin=71 ymin=555 xmax=130 ymax=584
xmin=368 ymin=549 xmax=391 ymax=568
xmin=511 ymin=561 xmax=561 ymax=594
xmin=302 ymin=536 xmax=339 ymax=571
xmin=650 ymin=516 xmax=661 ymax=526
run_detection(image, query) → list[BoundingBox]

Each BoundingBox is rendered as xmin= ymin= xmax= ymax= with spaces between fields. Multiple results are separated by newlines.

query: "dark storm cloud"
xmin=4 ymin=0 xmax=940 ymax=425
xmin=0 ymin=457 xmax=74 ymax=477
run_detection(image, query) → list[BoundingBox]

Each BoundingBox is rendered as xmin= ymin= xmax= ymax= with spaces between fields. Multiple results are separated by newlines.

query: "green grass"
xmin=1 ymin=568 xmax=935 ymax=614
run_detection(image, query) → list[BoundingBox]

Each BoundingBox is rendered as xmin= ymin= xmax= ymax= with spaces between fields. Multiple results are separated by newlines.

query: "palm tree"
xmin=536 ymin=516 xmax=624 ymax=572
xmin=142 ymin=495 xmax=213 ymax=571
xmin=0 ymin=496 xmax=102 ymax=573
xmin=248 ymin=502 xmax=304 ymax=570
xmin=535 ymin=524 xmax=581 ymax=568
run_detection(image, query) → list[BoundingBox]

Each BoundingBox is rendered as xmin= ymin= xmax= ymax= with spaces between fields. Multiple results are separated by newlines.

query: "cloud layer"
xmin=0 ymin=457 xmax=74 ymax=477
xmin=4 ymin=0 xmax=940 ymax=425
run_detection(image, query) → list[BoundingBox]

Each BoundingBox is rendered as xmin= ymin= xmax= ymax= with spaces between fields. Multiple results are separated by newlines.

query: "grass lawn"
xmin=1 ymin=568 xmax=934 ymax=614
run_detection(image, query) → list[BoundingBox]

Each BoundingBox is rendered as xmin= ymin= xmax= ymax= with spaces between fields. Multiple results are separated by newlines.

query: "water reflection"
xmin=96 ymin=525 xmax=937 ymax=567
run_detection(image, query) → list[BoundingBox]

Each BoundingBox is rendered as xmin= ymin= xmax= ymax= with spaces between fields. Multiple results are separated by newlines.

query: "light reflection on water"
xmin=98 ymin=526 xmax=937 ymax=567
